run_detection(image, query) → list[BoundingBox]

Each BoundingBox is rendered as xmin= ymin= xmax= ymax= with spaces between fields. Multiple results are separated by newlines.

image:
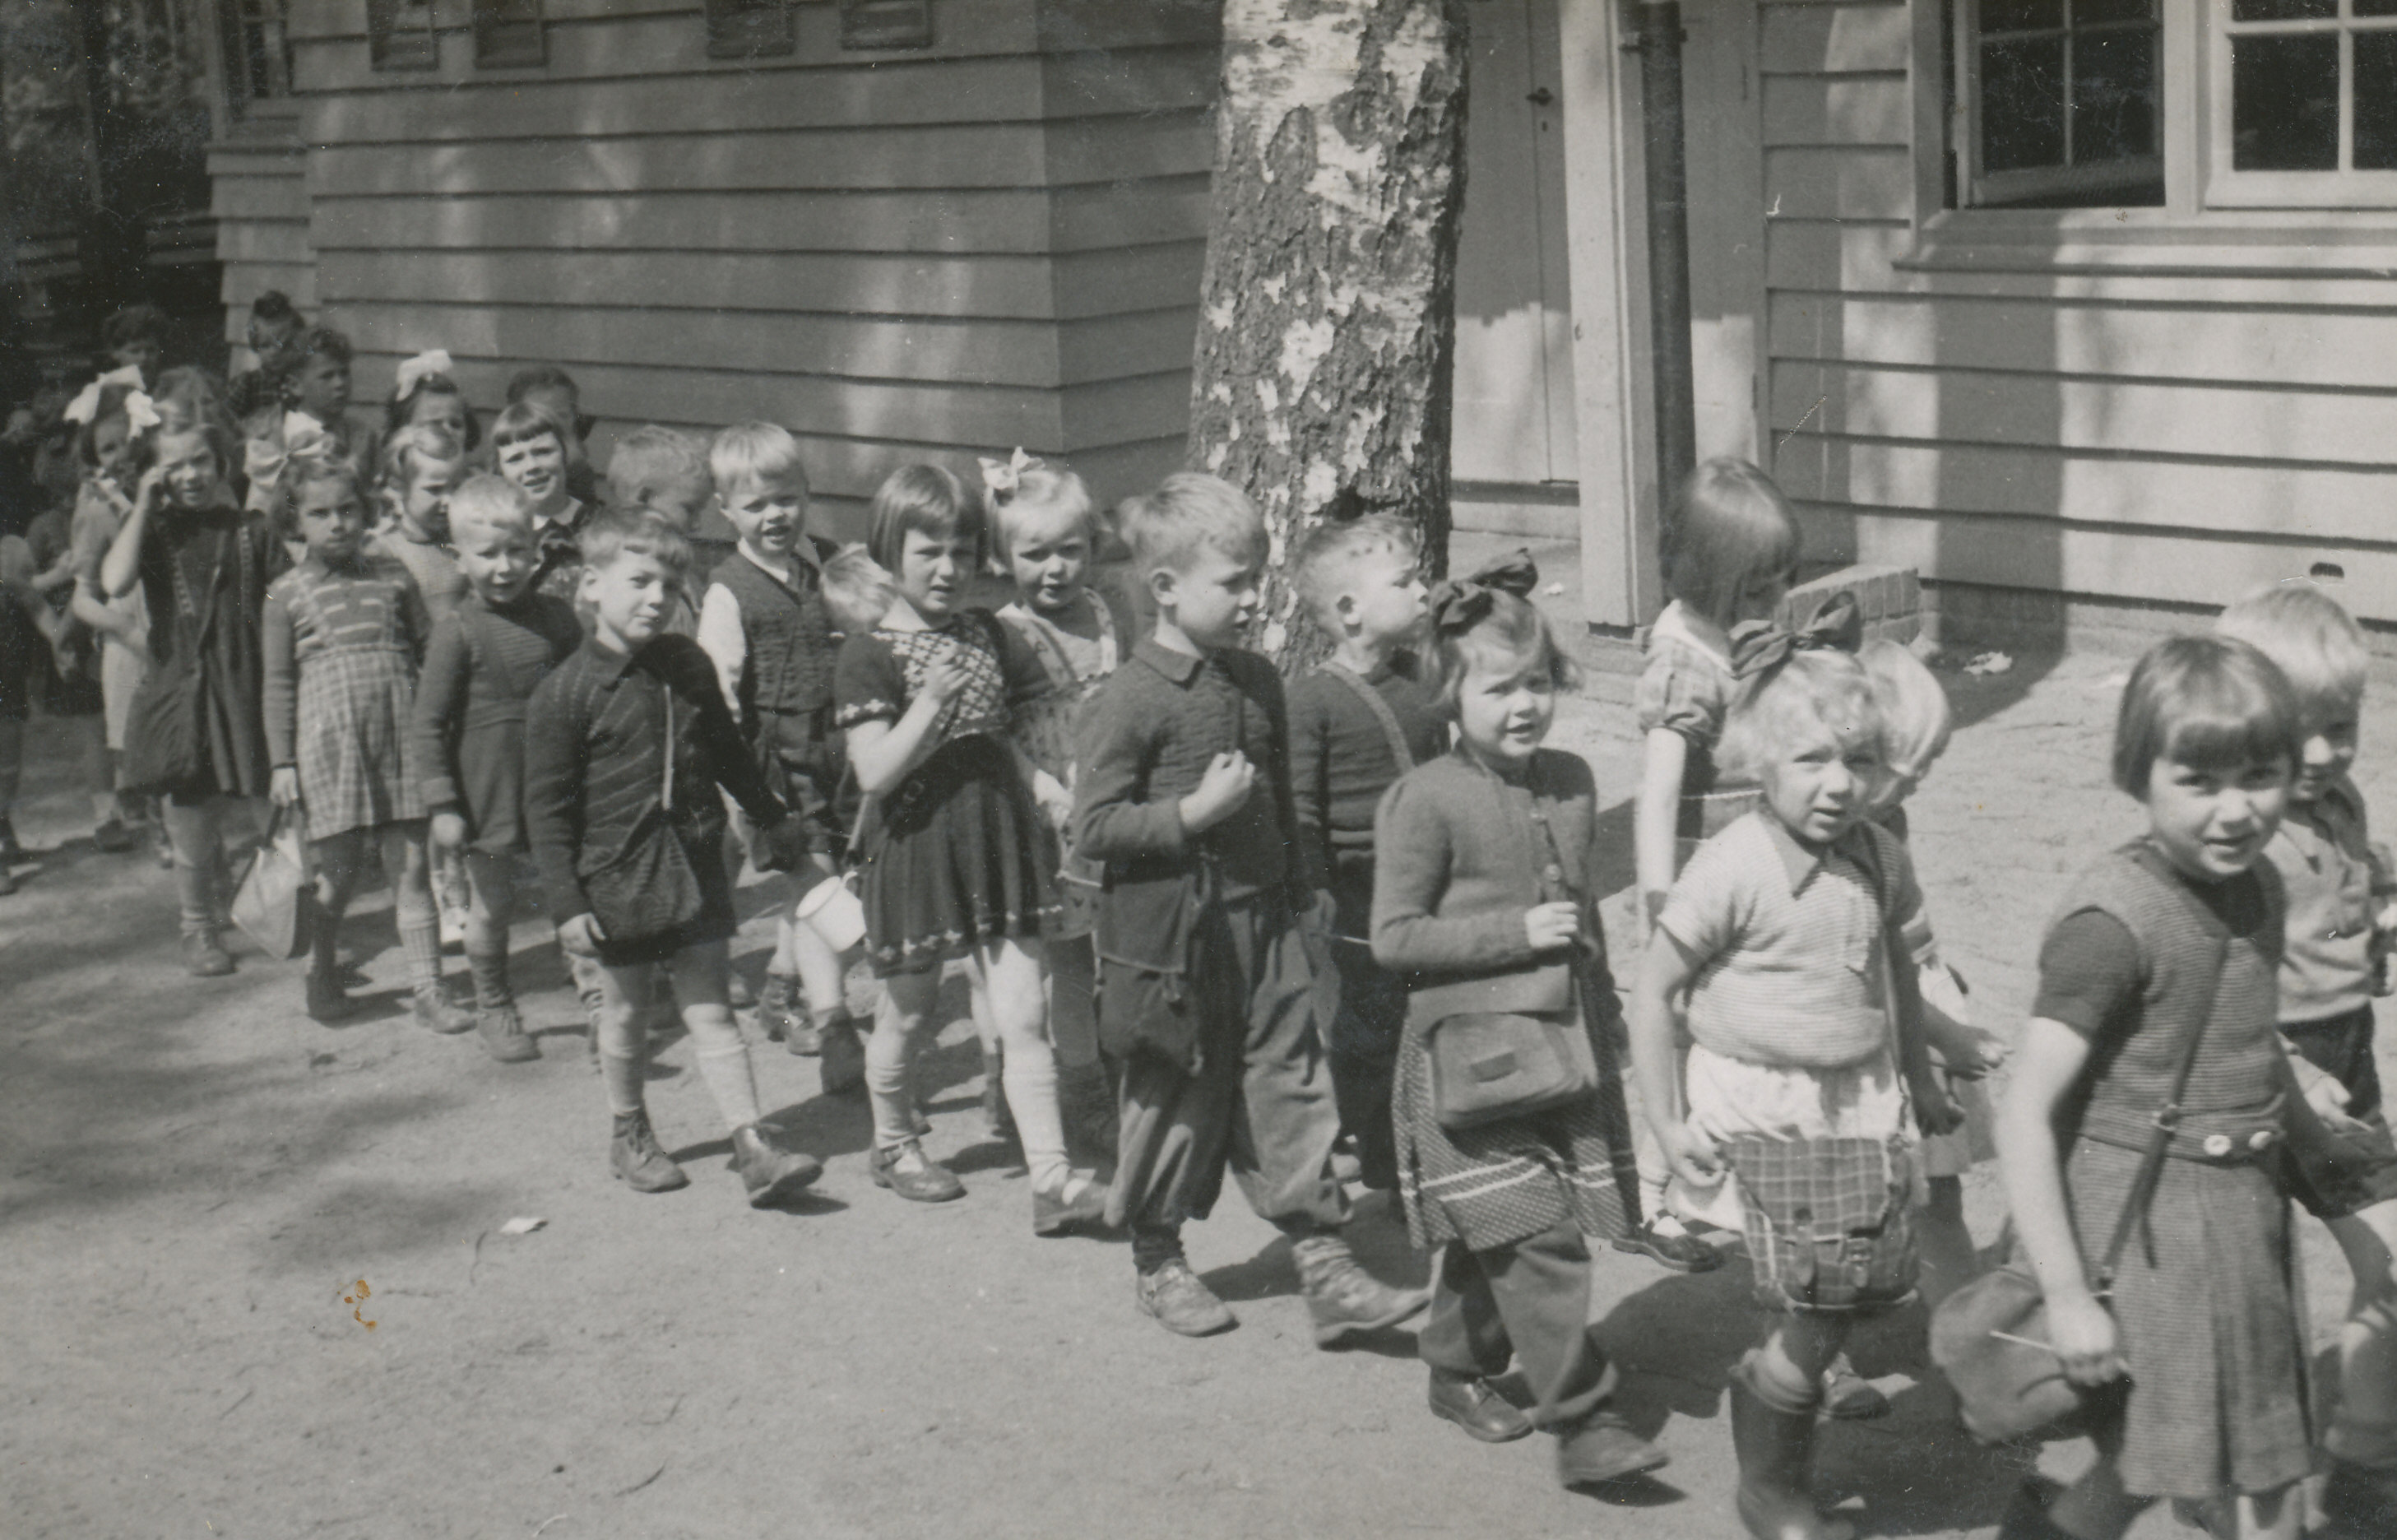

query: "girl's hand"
xmin=1031 ymin=770 xmax=1073 ymax=832
xmin=429 ymin=810 xmax=467 ymax=851
xmin=2046 ymin=1292 xmax=2126 ymax=1387
xmin=1658 ymin=1120 xmax=1723 ymax=1189
xmin=920 ymin=656 xmax=969 ymax=707
xmin=1525 ymin=900 xmax=1581 ymax=952
xmin=556 ymin=913 xmax=605 ymax=958
xmin=1950 ymin=1029 xmax=2010 ymax=1079
xmin=135 ymin=464 xmax=169 ymax=508
xmin=269 ymin=766 xmax=302 ymax=810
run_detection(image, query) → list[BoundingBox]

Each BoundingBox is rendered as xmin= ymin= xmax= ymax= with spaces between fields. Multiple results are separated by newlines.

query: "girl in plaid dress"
xmin=834 ymin=464 xmax=1102 ymax=1234
xmin=1371 ymin=571 xmax=1662 ymax=1487
xmin=263 ymin=456 xmax=466 ymax=1034
xmin=1997 ymin=637 xmax=2312 ymax=1540
xmin=1629 ymin=615 xmax=1954 ymax=1540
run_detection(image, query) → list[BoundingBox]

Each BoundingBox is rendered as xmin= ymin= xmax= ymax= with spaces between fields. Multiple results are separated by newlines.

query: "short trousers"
xmin=749 ymin=705 xmax=853 ymax=856
xmin=2281 ymin=1006 xmax=2397 ymax=1217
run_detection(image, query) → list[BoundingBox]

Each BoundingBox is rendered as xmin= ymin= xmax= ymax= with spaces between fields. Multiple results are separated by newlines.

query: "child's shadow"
xmin=1597 ymin=1260 xmax=2034 ymax=1535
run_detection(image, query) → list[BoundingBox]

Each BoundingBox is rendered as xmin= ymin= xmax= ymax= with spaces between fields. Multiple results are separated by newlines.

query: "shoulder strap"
xmin=1318 ymin=661 xmax=1415 ymax=773
xmin=1010 ymin=605 xmax=1081 ymax=691
xmin=2093 ymin=852 xmax=2229 ymax=1287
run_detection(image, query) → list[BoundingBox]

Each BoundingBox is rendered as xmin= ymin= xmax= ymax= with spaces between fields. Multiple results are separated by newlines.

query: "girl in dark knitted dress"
xmin=833 ymin=464 xmax=1103 ymax=1235
xmin=1998 ymin=635 xmax=2314 ymax=1540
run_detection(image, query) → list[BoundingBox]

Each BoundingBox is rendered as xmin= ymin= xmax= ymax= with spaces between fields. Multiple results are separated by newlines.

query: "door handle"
xmin=1526 ymin=86 xmax=1555 ymax=106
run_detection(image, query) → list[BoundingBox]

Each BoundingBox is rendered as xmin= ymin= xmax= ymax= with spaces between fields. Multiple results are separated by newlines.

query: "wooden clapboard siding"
xmin=201 ymin=0 xmax=1218 ymax=514
xmin=208 ymin=136 xmax=314 ymax=328
xmin=1756 ymin=0 xmax=2397 ymax=621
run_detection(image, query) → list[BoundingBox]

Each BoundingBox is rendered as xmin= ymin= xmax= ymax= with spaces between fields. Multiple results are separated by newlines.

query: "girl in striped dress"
xmin=263 ymin=455 xmax=466 ymax=1033
xmin=1997 ymin=636 xmax=2312 ymax=1540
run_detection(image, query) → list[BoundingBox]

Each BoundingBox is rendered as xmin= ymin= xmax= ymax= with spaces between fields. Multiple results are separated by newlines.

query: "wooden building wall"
xmin=208 ymin=0 xmax=1218 ymax=536
xmin=1754 ymin=0 xmax=2397 ymax=624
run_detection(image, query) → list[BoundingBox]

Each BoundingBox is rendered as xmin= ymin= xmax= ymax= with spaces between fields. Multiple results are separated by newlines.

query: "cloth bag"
xmin=1930 ymin=921 xmax=2222 ymax=1444
xmin=120 ymin=526 xmax=234 ymax=796
xmin=578 ymin=689 xmax=707 ymax=947
xmin=231 ymin=806 xmax=313 ymax=960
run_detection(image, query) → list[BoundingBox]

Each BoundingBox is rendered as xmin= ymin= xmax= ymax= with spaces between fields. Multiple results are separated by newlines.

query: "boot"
xmin=762 ymin=974 xmax=815 ymax=1053
xmin=1729 ymin=1367 xmax=1854 ymax=1540
xmin=411 ymin=984 xmax=476 ymax=1036
xmin=1134 ymin=1257 xmax=1236 ymax=1337
xmin=183 ymin=930 xmax=235 ymax=977
xmin=1428 ymin=1368 xmax=1533 ymax=1444
xmin=981 ymin=1041 xmax=1018 ymax=1145
xmin=1291 ymin=1232 xmax=1431 ymax=1348
xmin=869 ymin=1137 xmax=964 ymax=1203
xmin=818 ymin=1011 xmax=866 ymax=1095
xmin=476 ymin=1005 xmax=540 ymax=1063
xmin=304 ymin=966 xmax=352 ymax=1023
xmin=1057 ymin=1058 xmax=1120 ymax=1170
xmin=610 ymin=1110 xmax=689 ymax=1194
xmin=730 ymin=1123 xmax=823 ymax=1208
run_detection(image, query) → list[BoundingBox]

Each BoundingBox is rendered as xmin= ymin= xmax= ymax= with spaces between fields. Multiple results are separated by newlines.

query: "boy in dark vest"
xmin=1287 ymin=515 xmax=1441 ymax=1199
xmin=695 ymin=422 xmax=866 ymax=1092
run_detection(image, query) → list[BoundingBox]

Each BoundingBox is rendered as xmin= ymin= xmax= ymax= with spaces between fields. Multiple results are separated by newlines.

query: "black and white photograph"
xmin=5 ymin=2 xmax=2396 ymax=1537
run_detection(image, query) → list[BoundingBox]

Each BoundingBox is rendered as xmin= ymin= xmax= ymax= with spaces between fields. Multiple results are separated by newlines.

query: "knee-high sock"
xmin=865 ymin=1009 xmax=921 ymax=1148
xmin=999 ymin=1037 xmax=1070 ymax=1191
xmin=684 ymin=1004 xmax=763 ymax=1130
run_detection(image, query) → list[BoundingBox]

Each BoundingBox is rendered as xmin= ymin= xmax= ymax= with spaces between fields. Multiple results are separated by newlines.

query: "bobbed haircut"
xmin=1291 ymin=513 xmax=1420 ymax=633
xmin=989 ymin=460 xmax=1096 ymax=560
xmin=276 ymin=452 xmax=369 ymax=536
xmin=1116 ymin=471 xmax=1267 ymax=577
xmin=706 ymin=422 xmax=809 ymax=496
xmin=1860 ymin=638 xmax=1953 ymax=777
xmin=102 ymin=303 xmax=169 ymax=350
xmin=1426 ymin=591 xmax=1583 ymax=721
xmin=505 ymin=364 xmax=577 ymax=405
xmin=387 ymin=372 xmax=482 ymax=451
xmin=2215 ymin=580 xmax=2369 ymax=714
xmin=148 ymin=416 xmax=239 ymax=491
xmin=250 ymin=290 xmax=298 ymax=326
xmin=2112 ymin=634 xmax=2303 ymax=796
xmin=1662 ymin=457 xmax=1803 ymax=629
xmin=821 ymin=544 xmax=898 ymax=634
xmin=154 ymin=364 xmax=226 ymax=413
xmin=490 ymin=398 xmax=571 ymax=454
xmin=445 ymin=472 xmax=533 ymax=540
xmin=579 ymin=507 xmax=692 ymax=579
xmin=867 ymin=463 xmax=981 ymax=574
xmin=378 ymin=421 xmax=469 ymax=494
xmin=1718 ymin=649 xmax=1882 ymax=785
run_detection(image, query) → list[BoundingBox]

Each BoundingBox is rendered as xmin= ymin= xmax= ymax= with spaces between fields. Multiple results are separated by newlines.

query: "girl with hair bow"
xmin=387 ymin=349 xmax=480 ymax=453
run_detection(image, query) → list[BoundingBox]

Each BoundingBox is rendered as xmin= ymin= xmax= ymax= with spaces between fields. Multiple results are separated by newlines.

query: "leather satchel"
xmin=577 ymin=685 xmax=707 ymax=947
xmin=120 ymin=526 xmax=234 ymax=796
xmin=1930 ymin=869 xmax=2223 ymax=1444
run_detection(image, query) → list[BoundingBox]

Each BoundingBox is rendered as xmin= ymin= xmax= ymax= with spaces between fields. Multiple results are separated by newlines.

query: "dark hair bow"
xmin=1728 ymin=590 xmax=1862 ymax=680
xmin=1428 ymin=549 xmax=1540 ymax=636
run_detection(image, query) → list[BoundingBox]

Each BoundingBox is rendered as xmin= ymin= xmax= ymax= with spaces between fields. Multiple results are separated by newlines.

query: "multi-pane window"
xmin=1956 ymin=1 xmax=2164 ymax=206
xmin=473 ymin=0 xmax=546 ymax=68
xmin=2211 ymin=0 xmax=2397 ymax=202
xmin=366 ymin=0 xmax=438 ymax=72
xmin=707 ymin=0 xmax=795 ymax=58
xmin=219 ymin=0 xmax=294 ymax=114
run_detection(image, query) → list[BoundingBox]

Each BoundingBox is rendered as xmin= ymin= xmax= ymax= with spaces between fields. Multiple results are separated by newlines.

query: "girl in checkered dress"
xmin=263 ymin=456 xmax=468 ymax=1035
xmin=833 ymin=464 xmax=1104 ymax=1234
xmin=1997 ymin=637 xmax=2312 ymax=1540
xmin=1628 ymin=619 xmax=1954 ymax=1540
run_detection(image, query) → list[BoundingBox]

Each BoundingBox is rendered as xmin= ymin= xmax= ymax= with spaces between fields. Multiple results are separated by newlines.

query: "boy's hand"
xmin=1944 ymin=1029 xmax=2009 ymax=1080
xmin=1658 ymin=1121 xmax=1722 ymax=1189
xmin=1911 ymin=1069 xmax=1967 ymax=1137
xmin=1525 ymin=900 xmax=1581 ymax=953
xmin=2302 ymin=1062 xmax=2373 ymax=1137
xmin=269 ymin=766 xmax=301 ymax=810
xmin=429 ymin=810 xmax=467 ymax=851
xmin=1031 ymin=769 xmax=1073 ymax=833
xmin=556 ymin=913 xmax=605 ymax=958
xmin=1178 ymin=751 xmax=1255 ymax=833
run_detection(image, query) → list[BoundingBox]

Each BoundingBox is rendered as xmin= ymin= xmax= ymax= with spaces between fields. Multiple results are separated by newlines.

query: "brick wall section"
xmin=1778 ymin=563 xmax=1919 ymax=647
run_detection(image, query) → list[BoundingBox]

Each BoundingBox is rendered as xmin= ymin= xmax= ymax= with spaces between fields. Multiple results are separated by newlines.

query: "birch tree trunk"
xmin=1187 ymin=0 xmax=1470 ymax=666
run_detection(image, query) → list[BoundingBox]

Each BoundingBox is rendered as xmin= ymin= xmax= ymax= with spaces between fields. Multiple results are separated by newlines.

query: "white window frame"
xmin=1954 ymin=0 xmax=2165 ymax=209
xmin=2205 ymin=0 xmax=2397 ymax=208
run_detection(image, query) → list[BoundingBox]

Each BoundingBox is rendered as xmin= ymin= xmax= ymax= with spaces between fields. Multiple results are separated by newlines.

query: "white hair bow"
xmin=977 ymin=446 xmax=1037 ymax=500
xmin=62 ymin=364 xmax=149 ymax=426
xmin=123 ymin=391 xmax=161 ymax=434
xmin=393 ymin=349 xmax=454 ymax=397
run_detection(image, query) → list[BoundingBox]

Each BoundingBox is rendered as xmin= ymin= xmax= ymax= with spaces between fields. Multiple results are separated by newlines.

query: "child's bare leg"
xmin=2327 ymin=1202 xmax=2397 ymax=1471
xmin=1916 ymin=1175 xmax=1980 ymax=1314
xmin=866 ymin=969 xmax=940 ymax=1149
xmin=461 ymin=850 xmax=536 ymax=1058
xmin=591 ymin=958 xmax=688 ymax=1190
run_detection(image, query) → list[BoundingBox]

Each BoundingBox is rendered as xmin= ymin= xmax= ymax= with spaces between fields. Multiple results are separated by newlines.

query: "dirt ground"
xmin=2 ymin=577 xmax=2383 ymax=1538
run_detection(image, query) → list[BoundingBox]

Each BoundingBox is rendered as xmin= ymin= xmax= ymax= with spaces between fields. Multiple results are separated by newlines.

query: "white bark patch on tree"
xmin=1186 ymin=0 xmax=1469 ymax=669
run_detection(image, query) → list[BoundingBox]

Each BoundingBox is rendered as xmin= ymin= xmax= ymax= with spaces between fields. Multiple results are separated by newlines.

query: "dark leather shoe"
xmin=304 ymin=968 xmax=352 ymax=1023
xmin=732 ymin=1124 xmax=823 ymax=1208
xmin=1612 ymin=1222 xmax=1722 ymax=1273
xmin=818 ymin=1014 xmax=866 ymax=1093
xmin=1556 ymin=1409 xmax=1669 ymax=1487
xmin=1134 ymin=1257 xmax=1235 ymax=1337
xmin=412 ymin=986 xmax=476 ymax=1036
xmin=1428 ymin=1369 xmax=1533 ymax=1443
xmin=183 ymin=930 xmax=235 ymax=977
xmin=1031 ymin=1168 xmax=1110 ymax=1236
xmin=610 ymin=1111 xmax=689 ymax=1193
xmin=869 ymin=1138 xmax=963 ymax=1203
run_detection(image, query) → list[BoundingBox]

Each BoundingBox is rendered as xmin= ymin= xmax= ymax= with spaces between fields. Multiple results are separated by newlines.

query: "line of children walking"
xmin=22 ymin=316 xmax=2396 ymax=1536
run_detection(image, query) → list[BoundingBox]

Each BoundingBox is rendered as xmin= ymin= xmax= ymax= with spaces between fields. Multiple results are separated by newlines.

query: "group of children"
xmin=7 ymin=294 xmax=2396 ymax=1540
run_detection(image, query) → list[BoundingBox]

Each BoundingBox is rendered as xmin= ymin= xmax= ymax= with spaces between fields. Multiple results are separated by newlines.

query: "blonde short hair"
xmin=989 ymin=460 xmax=1096 ymax=560
xmin=1718 ymin=650 xmax=1881 ymax=784
xmin=708 ymin=421 xmax=810 ymax=497
xmin=1292 ymin=514 xmax=1419 ymax=633
xmin=445 ymin=472 xmax=532 ymax=541
xmin=379 ymin=421 xmax=468 ymax=496
xmin=579 ymin=507 xmax=691 ymax=579
xmin=1117 ymin=471 xmax=1267 ymax=576
xmin=1861 ymin=639 xmax=1952 ymax=778
xmin=821 ymin=544 xmax=897 ymax=633
xmin=2216 ymin=580 xmax=2368 ymax=714
xmin=610 ymin=424 xmax=714 ymax=511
